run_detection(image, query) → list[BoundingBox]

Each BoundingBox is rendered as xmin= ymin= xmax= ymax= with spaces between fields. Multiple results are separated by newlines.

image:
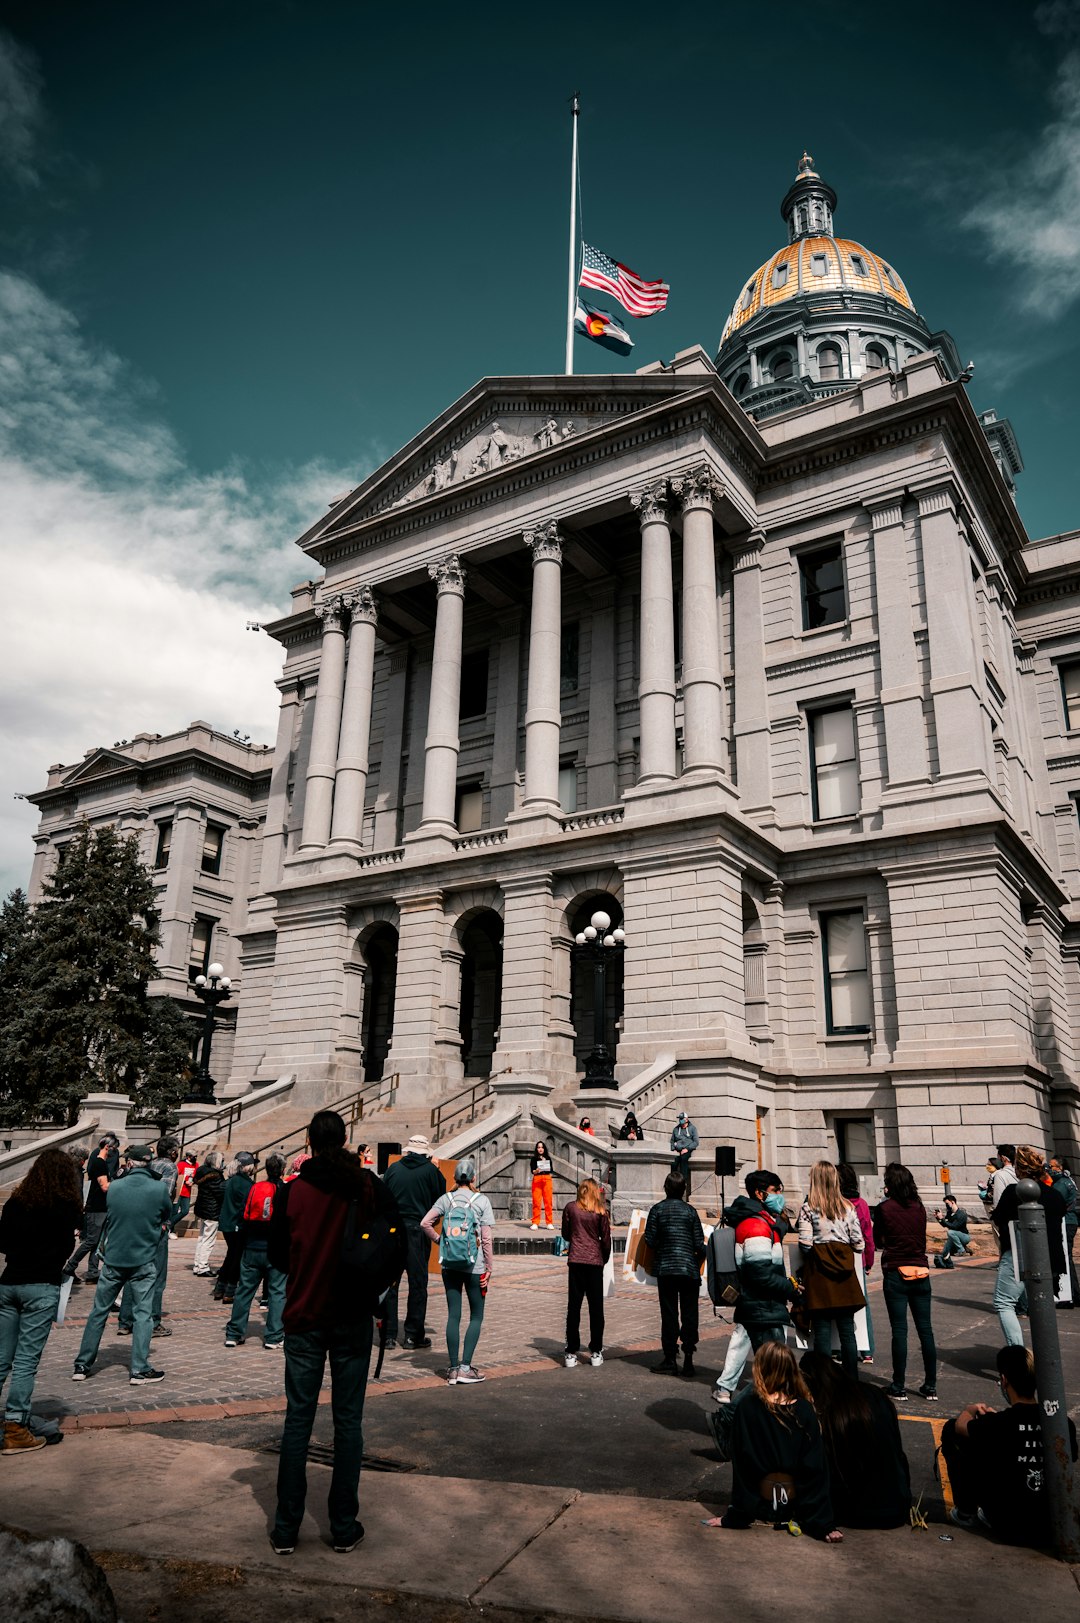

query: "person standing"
xmin=645 ymin=1173 xmax=706 ymax=1377
xmin=717 ymin=1169 xmax=799 ymax=1401
xmin=266 ymin=1111 xmax=401 ymax=1555
xmin=1048 ymin=1157 xmax=1078 ymax=1305
xmin=990 ymin=1145 xmax=1067 ymax=1344
xmin=562 ymin=1179 xmax=611 ymax=1368
xmin=796 ymin=1160 xmax=864 ymax=1380
xmin=872 ymin=1163 xmax=937 ymax=1401
xmin=191 ymin=1151 xmax=226 ymax=1276
xmin=118 ymin=1137 xmax=179 ymax=1341
xmin=382 ymin=1135 xmax=446 ymax=1351
xmin=933 ymin=1194 xmax=972 ymax=1269
xmin=529 ymin=1141 xmax=555 ymax=1231
xmin=983 ymin=1144 xmax=1017 ymax=1236
xmin=225 ymin=1154 xmax=287 ymax=1350
xmin=71 ymin=1143 xmax=172 ymax=1386
xmin=172 ymin=1153 xmax=196 ymax=1234
xmin=214 ymin=1153 xmax=259 ymax=1303
xmin=669 ymin=1113 xmax=699 ymax=1196
xmin=837 ymin=1162 xmax=875 ymax=1364
xmin=421 ymin=1158 xmax=495 ymax=1386
xmin=62 ymin=1132 xmax=119 ymax=1286
xmin=0 ymin=1148 xmax=84 ymax=1455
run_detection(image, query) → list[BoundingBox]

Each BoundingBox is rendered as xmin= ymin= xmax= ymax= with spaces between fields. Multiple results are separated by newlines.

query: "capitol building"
xmin=29 ymin=156 xmax=1080 ymax=1210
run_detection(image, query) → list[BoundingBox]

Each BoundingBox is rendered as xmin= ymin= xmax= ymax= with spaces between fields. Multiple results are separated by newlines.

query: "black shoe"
xmin=917 ymin=1383 xmax=939 ymax=1401
xmin=116 ymin=1325 xmax=132 ymax=1336
xmin=886 ymin=1385 xmax=909 ymax=1401
xmin=129 ymin=1367 xmax=165 ymax=1384
xmin=332 ymin=1522 xmax=365 ymax=1554
xmin=651 ymin=1358 xmax=678 ymax=1374
xmin=402 ymin=1336 xmax=432 ymax=1350
xmin=382 ymin=1338 xmax=398 ymax=1349
xmin=271 ymin=1535 xmax=296 ymax=1556
xmin=681 ymin=1355 xmax=696 ymax=1377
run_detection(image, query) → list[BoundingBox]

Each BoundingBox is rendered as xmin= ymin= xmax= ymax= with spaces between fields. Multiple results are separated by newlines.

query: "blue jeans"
xmin=226 ymin=1250 xmax=285 ymax=1344
xmin=64 ymin=1211 xmax=106 ymax=1281
xmin=0 ymin=1282 xmax=60 ymax=1423
xmin=882 ymin=1269 xmax=937 ymax=1389
xmin=942 ymin=1230 xmax=971 ymax=1260
xmin=119 ymin=1231 xmax=168 ymax=1329
xmin=812 ymin=1307 xmax=859 ymax=1378
xmin=994 ymin=1250 xmax=1028 ymax=1346
xmin=274 ymin=1319 xmax=374 ymax=1545
xmin=75 ymin=1261 xmax=157 ymax=1375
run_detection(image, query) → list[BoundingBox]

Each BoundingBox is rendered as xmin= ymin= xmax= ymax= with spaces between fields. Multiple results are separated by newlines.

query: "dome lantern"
xmin=781 ymin=152 xmax=838 ymax=242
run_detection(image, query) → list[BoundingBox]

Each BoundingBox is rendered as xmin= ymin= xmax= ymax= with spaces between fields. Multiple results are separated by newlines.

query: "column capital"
xmin=673 ymin=464 xmax=725 ymax=513
xmin=314 ymin=593 xmax=349 ymax=632
xmin=865 ymin=496 xmax=906 ymax=532
xmin=629 ymin=480 xmax=671 ymax=525
xmin=731 ymin=529 xmax=765 ymax=571
xmin=915 ymin=484 xmax=958 ymax=521
xmin=344 ymin=584 xmax=378 ymax=626
xmin=428 ymin=553 xmax=467 ymax=596
xmin=523 ymin=519 xmax=563 ymax=566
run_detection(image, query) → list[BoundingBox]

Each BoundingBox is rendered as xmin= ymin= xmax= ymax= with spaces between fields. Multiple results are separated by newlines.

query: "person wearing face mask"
xmin=713 ymin=1170 xmax=796 ymax=1404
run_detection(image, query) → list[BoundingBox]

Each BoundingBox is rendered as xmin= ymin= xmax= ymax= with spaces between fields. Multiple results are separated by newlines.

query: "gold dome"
xmin=720 ymin=236 xmax=914 ymax=347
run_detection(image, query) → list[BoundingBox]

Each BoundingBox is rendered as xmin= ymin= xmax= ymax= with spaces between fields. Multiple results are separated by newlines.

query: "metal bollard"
xmin=1015 ymin=1177 xmax=1080 ymax=1562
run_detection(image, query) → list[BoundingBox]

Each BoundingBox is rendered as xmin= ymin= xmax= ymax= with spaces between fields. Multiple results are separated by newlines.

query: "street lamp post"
xmin=188 ymin=961 xmax=232 ymax=1104
xmin=573 ymin=910 xmax=626 ymax=1088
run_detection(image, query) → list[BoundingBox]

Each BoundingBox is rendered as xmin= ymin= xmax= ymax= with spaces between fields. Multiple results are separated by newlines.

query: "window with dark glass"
xmin=822 ymin=911 xmax=871 ymax=1034
xmin=836 ymin=1116 xmax=876 ymax=1173
xmin=459 ymin=649 xmax=489 ymax=720
xmin=733 ymin=373 xmax=749 ymax=397
xmin=188 ymin=916 xmax=215 ymax=979
xmin=455 ymin=782 xmax=483 ymax=833
xmin=771 ymin=352 xmax=794 ymax=382
xmin=865 ymin=344 xmax=888 ymax=371
xmin=154 ymin=821 xmax=173 ymax=870
xmin=1061 ymin=663 xmax=1080 ymax=730
xmin=740 ymin=280 xmax=756 ymax=310
xmin=809 ymin=706 xmax=858 ymax=819
xmin=772 ymin=260 xmax=790 ymax=289
xmin=881 ymin=264 xmax=901 ymax=292
xmin=559 ymin=760 xmax=578 ymax=814
xmin=201 ymin=823 xmax=225 ymax=876
xmin=811 ymin=252 xmax=828 ymax=277
xmin=560 ymin=622 xmax=580 ymax=694
xmin=849 ymin=254 xmax=869 ymax=278
xmin=799 ymin=543 xmax=846 ymax=630
xmin=817 ymin=343 xmax=842 ymax=382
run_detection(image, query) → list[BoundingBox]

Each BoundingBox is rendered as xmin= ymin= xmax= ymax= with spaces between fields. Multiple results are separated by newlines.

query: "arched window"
xmin=771 ymin=352 xmax=794 ymax=382
xmin=732 ymin=372 xmax=750 ymax=397
xmin=817 ymin=343 xmax=842 ymax=382
xmin=865 ymin=344 xmax=889 ymax=372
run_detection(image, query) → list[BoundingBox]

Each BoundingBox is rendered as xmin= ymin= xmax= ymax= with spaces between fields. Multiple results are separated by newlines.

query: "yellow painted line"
xmin=899 ymin=1413 xmax=951 ymax=1509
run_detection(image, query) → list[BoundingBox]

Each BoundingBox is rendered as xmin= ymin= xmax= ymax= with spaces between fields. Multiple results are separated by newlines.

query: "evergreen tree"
xmin=0 ymin=888 xmax=35 ymax=1113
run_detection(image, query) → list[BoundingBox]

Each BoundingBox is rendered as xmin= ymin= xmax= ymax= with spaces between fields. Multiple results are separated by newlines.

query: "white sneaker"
xmin=545 ymin=1223 xmax=555 ymax=1230
xmin=590 ymin=1350 xmax=604 ymax=1367
xmin=713 ymin=1386 xmax=732 ymax=1404
xmin=564 ymin=1352 xmax=579 ymax=1368
xmin=529 ymin=1223 xmax=539 ymax=1230
xmin=446 ymin=1365 xmax=459 ymax=1385
xmin=457 ymin=1365 xmax=486 ymax=1383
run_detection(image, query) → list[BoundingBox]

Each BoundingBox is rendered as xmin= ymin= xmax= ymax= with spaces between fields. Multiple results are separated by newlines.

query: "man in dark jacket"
xmin=266 ymin=1111 xmax=401 ymax=1556
xmin=214 ymin=1152 xmax=258 ymax=1303
xmin=933 ymin=1194 xmax=971 ymax=1268
xmin=382 ymin=1135 xmax=445 ymax=1350
xmin=644 ymin=1173 xmax=706 ymax=1377
xmin=63 ymin=1132 xmax=120 ymax=1285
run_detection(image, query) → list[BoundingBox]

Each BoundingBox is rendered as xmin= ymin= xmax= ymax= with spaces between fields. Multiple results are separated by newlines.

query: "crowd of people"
xmin=0 ymin=1116 xmax=1076 ymax=1557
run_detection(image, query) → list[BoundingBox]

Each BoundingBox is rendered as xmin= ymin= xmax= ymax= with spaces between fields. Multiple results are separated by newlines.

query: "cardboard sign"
xmin=623 ymin=1208 xmax=656 ymax=1286
xmin=386 ymin=1153 xmax=453 ymax=1274
xmin=791 ymin=1248 xmax=871 ymax=1354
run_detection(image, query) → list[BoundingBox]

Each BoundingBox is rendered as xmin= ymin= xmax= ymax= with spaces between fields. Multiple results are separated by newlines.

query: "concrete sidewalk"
xmin=3 ymin=1431 xmax=1077 ymax=1623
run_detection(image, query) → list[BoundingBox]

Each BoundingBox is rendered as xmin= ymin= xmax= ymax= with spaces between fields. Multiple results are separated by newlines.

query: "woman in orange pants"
xmin=530 ymin=1141 xmax=555 ymax=1229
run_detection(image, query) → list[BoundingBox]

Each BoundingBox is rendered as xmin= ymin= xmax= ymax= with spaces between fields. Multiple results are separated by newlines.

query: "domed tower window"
xmin=849 ymin=254 xmax=869 ymax=278
xmin=772 ymin=261 xmax=790 ymax=289
xmin=864 ymin=344 xmax=889 ymax=372
xmin=881 ymin=264 xmax=901 ymax=293
xmin=770 ymin=352 xmax=794 ymax=382
xmin=740 ymin=281 xmax=756 ymax=311
xmin=817 ymin=343 xmax=842 ymax=383
xmin=732 ymin=373 xmax=750 ymax=398
xmin=810 ymin=252 xmax=828 ymax=277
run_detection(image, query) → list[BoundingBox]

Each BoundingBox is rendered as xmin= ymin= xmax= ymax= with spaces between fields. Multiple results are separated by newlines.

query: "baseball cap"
xmin=235 ymin=1151 xmax=258 ymax=1168
xmin=125 ymin=1143 xmax=153 ymax=1162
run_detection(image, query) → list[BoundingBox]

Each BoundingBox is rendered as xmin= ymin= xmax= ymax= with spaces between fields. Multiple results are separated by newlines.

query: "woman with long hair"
xmin=873 ymin=1162 xmax=937 ymax=1401
xmin=561 ymin=1178 xmax=611 ymax=1368
xmin=837 ymin=1161 xmax=875 ymax=1364
xmin=529 ymin=1141 xmax=555 ymax=1231
xmin=422 ymin=1158 xmax=495 ymax=1386
xmin=797 ymin=1160 xmax=864 ymax=1379
xmin=705 ymin=1342 xmax=842 ymax=1541
xmin=0 ymin=1146 xmax=84 ymax=1454
xmin=799 ymin=1351 xmax=911 ymax=1527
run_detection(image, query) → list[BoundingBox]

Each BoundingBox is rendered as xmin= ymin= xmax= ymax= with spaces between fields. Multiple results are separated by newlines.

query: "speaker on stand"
xmin=714 ymin=1146 xmax=737 ymax=1218
xmin=377 ymin=1141 xmax=401 ymax=1175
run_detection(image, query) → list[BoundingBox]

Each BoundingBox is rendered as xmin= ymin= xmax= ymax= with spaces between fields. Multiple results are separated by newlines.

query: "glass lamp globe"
xmin=613 ymin=927 xmax=626 ymax=943
xmin=590 ymin=910 xmax=612 ymax=933
xmin=602 ymin=934 xmax=616 ymax=947
xmin=220 ymin=977 xmax=232 ymax=990
xmin=194 ymin=974 xmax=207 ymax=987
xmin=575 ymin=932 xmax=587 ymax=945
xmin=207 ymin=962 xmax=225 ymax=980
xmin=583 ymin=925 xmax=597 ymax=941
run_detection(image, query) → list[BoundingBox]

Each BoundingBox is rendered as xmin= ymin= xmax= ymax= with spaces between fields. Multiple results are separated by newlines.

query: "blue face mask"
xmin=763 ymin=1192 xmax=786 ymax=1216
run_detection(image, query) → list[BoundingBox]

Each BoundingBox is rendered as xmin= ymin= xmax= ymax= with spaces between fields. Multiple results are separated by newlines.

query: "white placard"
xmin=1009 ymin=1219 xmax=1073 ymax=1305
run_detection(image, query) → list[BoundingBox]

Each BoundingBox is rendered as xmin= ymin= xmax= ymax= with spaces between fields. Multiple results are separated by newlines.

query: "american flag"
xmin=579 ymin=243 xmax=669 ymax=318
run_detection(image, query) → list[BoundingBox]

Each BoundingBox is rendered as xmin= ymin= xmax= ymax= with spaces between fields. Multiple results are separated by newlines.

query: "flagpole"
xmin=564 ymin=94 xmax=580 ymax=377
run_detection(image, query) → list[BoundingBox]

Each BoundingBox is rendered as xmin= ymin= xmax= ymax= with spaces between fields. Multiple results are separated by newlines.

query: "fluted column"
xmin=919 ymin=486 xmax=992 ymax=781
xmin=522 ymin=520 xmax=563 ymax=811
xmin=731 ymin=529 xmax=772 ymax=812
xmin=630 ymin=481 xmax=677 ymax=783
xmin=674 ymin=466 xmax=725 ymax=774
xmin=421 ymin=554 xmax=467 ymax=830
xmin=300 ymin=594 xmax=349 ymax=851
xmin=330 ymin=585 xmax=379 ymax=849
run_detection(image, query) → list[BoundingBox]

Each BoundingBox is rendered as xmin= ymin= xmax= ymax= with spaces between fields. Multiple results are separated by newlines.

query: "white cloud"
xmin=0 ymin=30 xmax=44 ymax=187
xmin=961 ymin=50 xmax=1080 ymax=317
xmin=0 ymin=270 xmax=366 ymax=894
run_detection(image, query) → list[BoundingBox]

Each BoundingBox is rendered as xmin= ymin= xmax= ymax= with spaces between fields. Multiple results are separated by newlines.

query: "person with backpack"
xmin=421 ymin=1158 xmax=494 ymax=1386
xmin=266 ymin=1111 xmax=402 ymax=1555
xmin=225 ymin=1154 xmax=287 ymax=1350
xmin=713 ymin=1170 xmax=800 ymax=1403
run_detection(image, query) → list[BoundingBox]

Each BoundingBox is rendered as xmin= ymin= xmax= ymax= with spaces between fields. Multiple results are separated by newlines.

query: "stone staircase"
xmin=184 ymin=1098 xmax=451 ymax=1164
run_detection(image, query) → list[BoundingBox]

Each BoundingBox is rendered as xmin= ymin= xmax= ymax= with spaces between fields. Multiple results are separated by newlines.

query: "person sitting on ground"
xmin=941 ymin=1344 xmax=1078 ymax=1545
xmin=618 ymin=1111 xmax=642 ymax=1142
xmin=989 ymin=1145 xmax=1067 ymax=1346
xmin=704 ymin=1342 xmax=842 ymax=1542
xmin=644 ymin=1172 xmax=706 ymax=1377
xmin=799 ymin=1351 xmax=911 ymax=1528
xmin=933 ymin=1194 xmax=972 ymax=1269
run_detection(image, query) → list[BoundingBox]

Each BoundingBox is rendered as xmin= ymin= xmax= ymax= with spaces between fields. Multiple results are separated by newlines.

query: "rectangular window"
xmin=1061 ymin=663 xmax=1080 ymax=731
xmin=455 ymin=783 xmax=483 ymax=833
xmin=822 ymin=911 xmax=871 ymax=1034
xmin=188 ymin=916 xmax=215 ymax=980
xmin=201 ymin=823 xmax=225 ymax=876
xmin=559 ymin=761 xmax=578 ymax=814
xmin=560 ymin=622 xmax=580 ymax=694
xmin=850 ymin=254 xmax=869 ymax=278
xmin=799 ymin=542 xmax=846 ymax=630
xmin=836 ymin=1116 xmax=876 ymax=1174
xmin=154 ymin=821 xmax=173 ymax=870
xmin=810 ymin=706 xmax=859 ymax=819
xmin=772 ymin=261 xmax=790 ymax=289
xmin=459 ymin=650 xmax=489 ymax=720
xmin=810 ymin=252 xmax=828 ymax=277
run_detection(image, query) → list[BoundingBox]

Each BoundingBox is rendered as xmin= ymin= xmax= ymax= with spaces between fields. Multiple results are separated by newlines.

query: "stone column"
xmin=674 ymin=466 xmax=725 ymax=775
xmin=731 ymin=530 xmax=772 ymax=813
xmin=489 ymin=613 xmax=523 ymax=828
xmin=420 ymin=555 xmax=467 ymax=831
xmin=372 ymin=649 xmax=409 ymax=849
xmin=384 ymin=888 xmax=448 ymax=1103
xmin=585 ymin=583 xmax=618 ymax=807
xmin=299 ymin=594 xmax=349 ymax=851
xmin=522 ymin=520 xmax=564 ymax=811
xmin=330 ymin=585 xmax=379 ymax=849
xmin=227 ymin=817 xmax=261 ymax=953
xmin=260 ymin=680 xmax=301 ymax=888
xmin=490 ymin=873 xmax=557 ymax=1086
xmin=918 ymin=487 xmax=992 ymax=782
xmin=868 ymin=498 xmax=929 ymax=789
xmin=630 ymin=481 xmax=677 ymax=784
xmin=158 ymin=801 xmax=205 ymax=978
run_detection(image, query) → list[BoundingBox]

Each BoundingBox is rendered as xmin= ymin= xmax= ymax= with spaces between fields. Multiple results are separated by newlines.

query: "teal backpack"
xmin=440 ymin=1191 xmax=482 ymax=1272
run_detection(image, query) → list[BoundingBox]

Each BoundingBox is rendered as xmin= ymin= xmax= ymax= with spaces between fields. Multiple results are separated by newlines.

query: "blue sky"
xmin=1 ymin=0 xmax=1078 ymax=890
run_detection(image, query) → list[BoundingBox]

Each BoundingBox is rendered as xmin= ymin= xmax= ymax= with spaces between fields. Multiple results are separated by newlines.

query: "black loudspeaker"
xmin=714 ymin=1146 xmax=737 ymax=1177
xmin=377 ymin=1141 xmax=401 ymax=1175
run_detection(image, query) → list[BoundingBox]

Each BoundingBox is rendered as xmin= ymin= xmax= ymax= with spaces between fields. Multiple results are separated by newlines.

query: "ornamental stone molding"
xmin=629 ymin=481 xmax=671 ymax=525
xmin=865 ymin=498 xmax=905 ymax=532
xmin=673 ymin=465 xmax=725 ymax=512
xmin=732 ymin=528 xmax=765 ymax=571
xmin=428 ymin=554 xmax=467 ymax=596
xmin=915 ymin=485 xmax=957 ymax=520
xmin=523 ymin=519 xmax=563 ymax=566
xmin=344 ymin=584 xmax=379 ymax=625
xmin=314 ymin=594 xmax=349 ymax=631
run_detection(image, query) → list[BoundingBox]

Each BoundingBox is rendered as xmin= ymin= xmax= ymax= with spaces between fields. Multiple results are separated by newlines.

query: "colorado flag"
xmin=574 ymin=296 xmax=634 ymax=358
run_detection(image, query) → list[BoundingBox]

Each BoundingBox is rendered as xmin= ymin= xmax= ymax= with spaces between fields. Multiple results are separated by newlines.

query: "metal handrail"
xmin=430 ymin=1078 xmax=493 ymax=1143
xmin=241 ymin=1075 xmax=398 ymax=1165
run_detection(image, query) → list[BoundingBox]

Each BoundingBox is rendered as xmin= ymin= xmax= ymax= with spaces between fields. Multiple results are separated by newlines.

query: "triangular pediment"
xmin=62 ymin=749 xmax=136 ymax=785
xmin=299 ymin=371 xmax=715 ymax=553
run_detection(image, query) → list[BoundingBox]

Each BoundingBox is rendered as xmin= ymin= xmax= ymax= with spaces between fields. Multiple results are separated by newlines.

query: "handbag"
xmin=553 ymin=1234 xmax=570 ymax=1258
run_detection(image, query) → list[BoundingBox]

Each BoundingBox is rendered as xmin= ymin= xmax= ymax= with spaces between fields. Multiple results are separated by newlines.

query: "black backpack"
xmin=706 ymin=1224 xmax=740 ymax=1310
xmin=340 ymin=1189 xmax=408 ymax=1377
